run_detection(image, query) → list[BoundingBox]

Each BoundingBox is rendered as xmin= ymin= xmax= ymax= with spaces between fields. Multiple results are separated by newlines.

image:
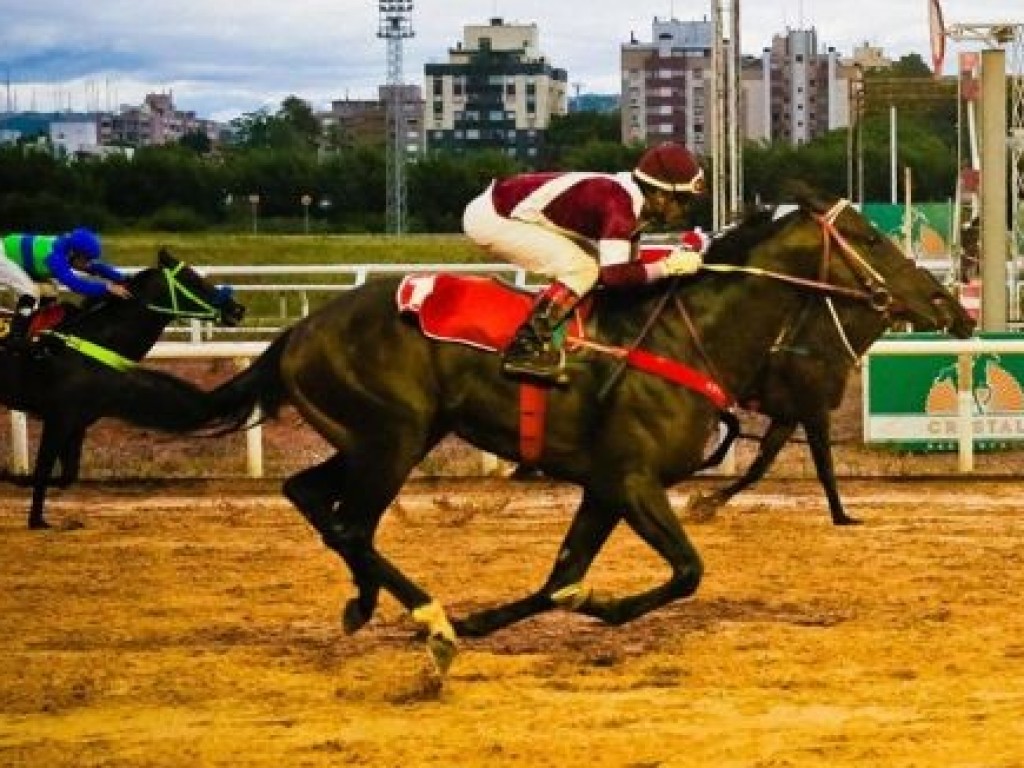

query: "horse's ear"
xmin=157 ymin=248 xmax=176 ymax=268
xmin=781 ymin=180 xmax=830 ymax=214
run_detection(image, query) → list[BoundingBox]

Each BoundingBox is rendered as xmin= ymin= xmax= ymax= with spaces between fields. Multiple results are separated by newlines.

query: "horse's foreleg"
xmin=802 ymin=411 xmax=859 ymax=526
xmin=454 ymin=491 xmax=620 ymax=637
xmin=688 ymin=419 xmax=796 ymax=520
xmin=27 ymin=422 xmax=70 ymax=529
xmin=575 ymin=475 xmax=702 ymax=626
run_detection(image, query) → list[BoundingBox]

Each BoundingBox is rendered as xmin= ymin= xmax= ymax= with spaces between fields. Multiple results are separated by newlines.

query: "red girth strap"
xmin=519 ymin=382 xmax=548 ymax=465
xmin=624 ymin=348 xmax=733 ymax=409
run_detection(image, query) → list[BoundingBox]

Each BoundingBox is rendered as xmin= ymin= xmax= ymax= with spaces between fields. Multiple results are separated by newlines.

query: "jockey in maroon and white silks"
xmin=463 ymin=141 xmax=708 ymax=386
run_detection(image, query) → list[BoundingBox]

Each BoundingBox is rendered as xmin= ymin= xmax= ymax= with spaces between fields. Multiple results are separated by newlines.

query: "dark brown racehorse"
xmin=199 ymin=185 xmax=968 ymax=677
xmin=0 ymin=249 xmax=245 ymax=529
xmin=688 ymin=260 xmax=973 ymax=525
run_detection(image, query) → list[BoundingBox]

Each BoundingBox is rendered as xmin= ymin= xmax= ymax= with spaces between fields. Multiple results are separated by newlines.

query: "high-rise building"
xmin=321 ymin=85 xmax=424 ymax=152
xmin=622 ymin=19 xmax=867 ymax=151
xmin=424 ymin=17 xmax=568 ymax=163
xmin=620 ymin=18 xmax=714 ymax=153
xmin=749 ymin=28 xmax=859 ymax=146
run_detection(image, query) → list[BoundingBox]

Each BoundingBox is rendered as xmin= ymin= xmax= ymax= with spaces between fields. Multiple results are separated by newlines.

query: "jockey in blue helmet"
xmin=0 ymin=227 xmax=131 ymax=350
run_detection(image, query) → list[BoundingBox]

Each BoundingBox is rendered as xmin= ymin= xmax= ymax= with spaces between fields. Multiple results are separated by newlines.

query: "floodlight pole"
xmin=377 ymin=1 xmax=414 ymax=236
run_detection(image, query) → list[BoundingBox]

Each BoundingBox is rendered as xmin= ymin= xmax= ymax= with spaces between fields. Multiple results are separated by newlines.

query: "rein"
xmin=698 ymin=198 xmax=894 ymax=310
xmin=580 ymin=198 xmax=894 ymax=407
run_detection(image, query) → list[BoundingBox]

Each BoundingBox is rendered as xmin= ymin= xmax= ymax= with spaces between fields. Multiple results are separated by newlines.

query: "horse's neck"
xmin=58 ymin=301 xmax=170 ymax=360
xmin=593 ymin=278 xmax=809 ymax=401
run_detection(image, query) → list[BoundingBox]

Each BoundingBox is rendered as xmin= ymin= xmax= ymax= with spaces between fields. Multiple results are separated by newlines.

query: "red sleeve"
xmin=599 ymin=262 xmax=649 ymax=287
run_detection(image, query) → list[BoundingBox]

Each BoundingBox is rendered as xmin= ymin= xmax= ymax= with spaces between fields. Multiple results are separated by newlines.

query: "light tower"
xmin=377 ymin=1 xmax=414 ymax=235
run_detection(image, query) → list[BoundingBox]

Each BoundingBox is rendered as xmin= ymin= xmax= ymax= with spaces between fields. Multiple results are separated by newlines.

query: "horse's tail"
xmin=204 ymin=331 xmax=292 ymax=434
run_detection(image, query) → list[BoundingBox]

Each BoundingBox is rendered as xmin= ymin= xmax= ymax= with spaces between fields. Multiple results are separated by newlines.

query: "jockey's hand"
xmin=679 ymin=228 xmax=711 ymax=255
xmin=107 ymin=282 xmax=132 ymax=300
xmin=661 ymin=247 xmax=703 ymax=276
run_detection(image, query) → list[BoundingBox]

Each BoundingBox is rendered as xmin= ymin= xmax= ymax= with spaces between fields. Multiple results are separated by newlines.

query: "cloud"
xmin=0 ymin=0 xmax=1019 ymax=121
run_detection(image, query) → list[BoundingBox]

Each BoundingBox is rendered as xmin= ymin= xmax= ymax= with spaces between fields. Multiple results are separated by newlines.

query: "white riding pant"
xmin=463 ymin=186 xmax=599 ymax=297
xmin=0 ymin=241 xmax=41 ymax=300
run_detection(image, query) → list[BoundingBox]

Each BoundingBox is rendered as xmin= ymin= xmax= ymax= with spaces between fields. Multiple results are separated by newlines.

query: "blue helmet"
xmin=65 ymin=227 xmax=102 ymax=260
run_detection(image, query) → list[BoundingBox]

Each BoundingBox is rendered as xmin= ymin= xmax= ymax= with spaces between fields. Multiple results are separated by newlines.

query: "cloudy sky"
xmin=0 ymin=0 xmax=1018 ymax=122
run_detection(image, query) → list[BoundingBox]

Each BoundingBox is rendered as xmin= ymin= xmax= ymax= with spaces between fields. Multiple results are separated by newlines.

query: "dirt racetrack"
xmin=1 ymin=478 xmax=1023 ymax=767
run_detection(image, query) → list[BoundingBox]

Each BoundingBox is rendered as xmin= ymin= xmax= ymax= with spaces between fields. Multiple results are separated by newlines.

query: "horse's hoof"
xmin=833 ymin=515 xmax=862 ymax=527
xmin=342 ymin=599 xmax=370 ymax=635
xmin=426 ymin=632 xmax=458 ymax=678
xmin=685 ymin=493 xmax=721 ymax=522
xmin=27 ymin=518 xmax=51 ymax=531
xmin=452 ymin=616 xmax=488 ymax=638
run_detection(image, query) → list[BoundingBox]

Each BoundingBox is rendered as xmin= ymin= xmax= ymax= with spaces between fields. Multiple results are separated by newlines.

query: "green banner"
xmin=861 ymin=203 xmax=954 ymax=260
xmin=864 ymin=332 xmax=1024 ymax=451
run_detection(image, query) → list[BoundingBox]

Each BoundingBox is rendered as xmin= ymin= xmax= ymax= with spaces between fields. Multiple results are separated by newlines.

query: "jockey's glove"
xmin=659 ymin=247 xmax=703 ymax=276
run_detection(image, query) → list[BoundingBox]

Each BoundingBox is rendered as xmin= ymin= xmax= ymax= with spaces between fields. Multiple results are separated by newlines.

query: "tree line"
xmin=0 ymin=58 xmax=959 ymax=235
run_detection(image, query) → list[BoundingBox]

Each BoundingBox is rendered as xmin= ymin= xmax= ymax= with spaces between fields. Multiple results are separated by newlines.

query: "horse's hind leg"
xmin=284 ymin=439 xmax=457 ymax=674
xmin=687 ymin=420 xmax=796 ymax=520
xmin=575 ymin=473 xmax=703 ymax=626
xmin=455 ymin=490 xmax=620 ymax=637
xmin=55 ymin=424 xmax=89 ymax=488
xmin=282 ymin=454 xmax=382 ymax=631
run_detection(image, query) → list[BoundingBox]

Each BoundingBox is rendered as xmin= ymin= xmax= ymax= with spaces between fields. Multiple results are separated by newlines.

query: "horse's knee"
xmin=674 ymin=559 xmax=703 ymax=598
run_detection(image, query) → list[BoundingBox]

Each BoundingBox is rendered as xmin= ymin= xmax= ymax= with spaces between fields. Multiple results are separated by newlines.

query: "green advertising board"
xmin=861 ymin=203 xmax=954 ymax=260
xmin=864 ymin=333 xmax=1024 ymax=451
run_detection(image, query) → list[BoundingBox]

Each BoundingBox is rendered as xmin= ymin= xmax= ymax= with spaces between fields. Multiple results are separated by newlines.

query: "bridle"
xmin=144 ymin=261 xmax=231 ymax=321
xmin=697 ymin=198 xmax=898 ymax=313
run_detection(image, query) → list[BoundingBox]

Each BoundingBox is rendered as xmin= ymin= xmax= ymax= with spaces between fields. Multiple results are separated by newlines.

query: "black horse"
xmin=198 ymin=187 xmax=967 ymax=676
xmin=688 ymin=221 xmax=975 ymax=525
xmin=0 ymin=249 xmax=245 ymax=529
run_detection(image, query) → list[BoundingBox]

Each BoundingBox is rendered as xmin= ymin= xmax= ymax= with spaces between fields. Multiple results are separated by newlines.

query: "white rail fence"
xmin=5 ymin=261 xmax=1020 ymax=477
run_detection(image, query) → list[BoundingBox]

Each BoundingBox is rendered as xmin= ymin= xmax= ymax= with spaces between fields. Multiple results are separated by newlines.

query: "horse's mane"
xmin=704 ymin=205 xmax=798 ymax=267
xmin=54 ymin=265 xmax=156 ymax=331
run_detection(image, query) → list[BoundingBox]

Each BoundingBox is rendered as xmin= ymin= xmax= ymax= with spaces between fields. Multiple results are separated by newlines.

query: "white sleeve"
xmin=597 ymin=239 xmax=631 ymax=267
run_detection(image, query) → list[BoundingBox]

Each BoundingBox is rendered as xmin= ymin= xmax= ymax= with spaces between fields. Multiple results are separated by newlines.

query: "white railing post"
xmin=9 ymin=411 xmax=29 ymax=474
xmin=957 ymin=352 xmax=975 ymax=472
xmin=233 ymin=355 xmax=264 ymax=479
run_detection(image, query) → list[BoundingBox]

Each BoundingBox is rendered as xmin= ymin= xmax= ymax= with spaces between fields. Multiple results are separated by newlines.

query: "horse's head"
xmin=127 ymin=249 xmax=246 ymax=327
xmin=787 ymin=183 xmax=975 ymax=339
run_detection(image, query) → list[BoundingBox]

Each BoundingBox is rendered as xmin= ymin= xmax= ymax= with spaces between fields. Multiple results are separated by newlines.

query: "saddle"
xmin=396 ymin=273 xmax=586 ymax=351
xmin=0 ymin=303 xmax=68 ymax=346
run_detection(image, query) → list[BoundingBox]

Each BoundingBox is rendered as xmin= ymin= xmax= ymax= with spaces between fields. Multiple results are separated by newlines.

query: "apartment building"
xmin=99 ymin=93 xmax=219 ymax=147
xmin=750 ymin=28 xmax=858 ymax=146
xmin=620 ymin=18 xmax=714 ymax=153
xmin=623 ymin=20 xmax=869 ymax=151
xmin=321 ymin=84 xmax=424 ymax=152
xmin=424 ymin=17 xmax=568 ymax=162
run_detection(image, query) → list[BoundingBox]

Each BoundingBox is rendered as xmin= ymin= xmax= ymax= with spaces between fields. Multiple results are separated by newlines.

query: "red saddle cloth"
xmin=0 ymin=303 xmax=67 ymax=343
xmin=396 ymin=274 xmax=535 ymax=352
xmin=30 ymin=304 xmax=67 ymax=336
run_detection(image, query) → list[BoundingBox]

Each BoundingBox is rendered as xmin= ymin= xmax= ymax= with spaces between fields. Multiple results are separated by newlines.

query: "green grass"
xmin=103 ymin=233 xmax=511 ymax=329
xmin=104 ymin=233 xmax=487 ymax=269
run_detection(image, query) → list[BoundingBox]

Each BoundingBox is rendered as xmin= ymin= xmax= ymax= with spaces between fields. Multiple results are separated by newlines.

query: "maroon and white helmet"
xmin=633 ymin=142 xmax=706 ymax=194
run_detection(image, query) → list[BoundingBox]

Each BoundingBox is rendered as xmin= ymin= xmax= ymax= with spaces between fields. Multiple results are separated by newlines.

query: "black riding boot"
xmin=502 ymin=283 xmax=579 ymax=386
xmin=6 ymin=295 xmax=36 ymax=353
